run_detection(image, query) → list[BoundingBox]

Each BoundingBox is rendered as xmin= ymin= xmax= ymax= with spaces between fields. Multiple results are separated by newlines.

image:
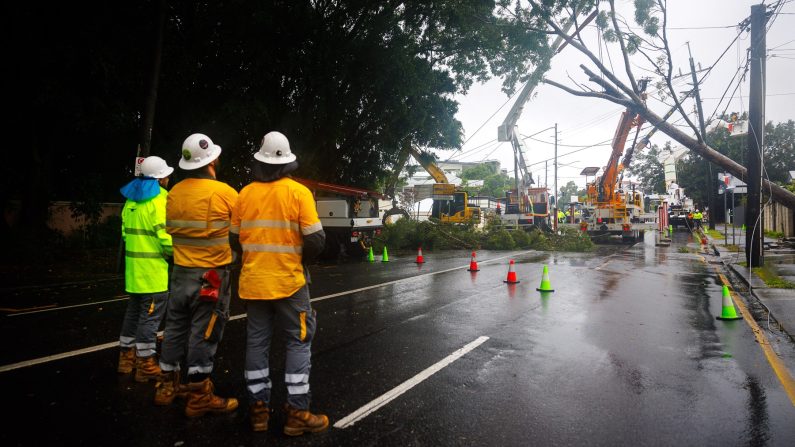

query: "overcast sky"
xmin=442 ymin=0 xmax=794 ymax=193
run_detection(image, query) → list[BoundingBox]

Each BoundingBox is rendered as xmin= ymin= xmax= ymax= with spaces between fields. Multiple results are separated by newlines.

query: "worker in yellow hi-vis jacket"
xmin=117 ymin=156 xmax=173 ymax=382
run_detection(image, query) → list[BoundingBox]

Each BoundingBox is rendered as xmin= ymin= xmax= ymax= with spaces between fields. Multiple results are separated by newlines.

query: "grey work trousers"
xmin=159 ymin=265 xmax=231 ymax=378
xmin=244 ymin=285 xmax=316 ymax=409
xmin=119 ymin=292 xmax=168 ymax=358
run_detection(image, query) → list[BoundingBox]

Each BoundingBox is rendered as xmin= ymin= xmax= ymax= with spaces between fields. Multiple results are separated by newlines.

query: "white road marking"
xmin=0 ymin=251 xmax=530 ymax=373
xmin=0 ymin=341 xmax=117 ymax=373
xmin=333 ymin=336 xmax=490 ymax=429
xmin=7 ymin=296 xmax=130 ymax=317
xmin=594 ymin=255 xmax=615 ymax=271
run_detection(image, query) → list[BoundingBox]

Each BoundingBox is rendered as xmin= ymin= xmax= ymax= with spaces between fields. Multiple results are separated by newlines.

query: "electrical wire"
xmin=446 ymin=79 xmax=529 ymax=162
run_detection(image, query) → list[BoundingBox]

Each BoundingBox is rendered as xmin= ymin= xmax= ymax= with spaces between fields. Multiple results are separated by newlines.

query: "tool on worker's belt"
xmin=199 ymin=269 xmax=221 ymax=302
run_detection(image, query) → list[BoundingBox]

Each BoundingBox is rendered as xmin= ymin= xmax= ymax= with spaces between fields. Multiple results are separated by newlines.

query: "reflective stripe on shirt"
xmin=301 ymin=222 xmax=323 ymax=235
xmin=241 ymin=243 xmax=303 ymax=254
xmin=124 ymin=228 xmax=159 ymax=237
xmin=172 ymin=236 xmax=229 ymax=247
xmin=126 ymin=250 xmax=165 ymax=259
xmin=240 ymin=219 xmax=300 ymax=232
xmin=167 ymin=219 xmax=230 ymax=229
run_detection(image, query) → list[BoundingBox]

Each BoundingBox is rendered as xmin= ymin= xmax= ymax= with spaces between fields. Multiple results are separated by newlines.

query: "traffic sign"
xmin=134 ymin=157 xmax=145 ymax=176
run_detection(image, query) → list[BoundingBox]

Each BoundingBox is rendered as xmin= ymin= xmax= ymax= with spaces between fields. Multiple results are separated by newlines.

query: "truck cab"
xmin=438 ymin=191 xmax=481 ymax=224
xmin=294 ymin=178 xmax=384 ymax=259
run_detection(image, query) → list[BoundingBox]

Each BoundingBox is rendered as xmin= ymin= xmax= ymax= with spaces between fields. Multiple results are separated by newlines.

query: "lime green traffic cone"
xmin=741 ymin=224 xmax=746 ymax=232
xmin=535 ymin=265 xmax=554 ymax=292
xmin=716 ymin=285 xmax=742 ymax=320
xmin=382 ymin=246 xmax=390 ymax=262
xmin=367 ymin=246 xmax=375 ymax=262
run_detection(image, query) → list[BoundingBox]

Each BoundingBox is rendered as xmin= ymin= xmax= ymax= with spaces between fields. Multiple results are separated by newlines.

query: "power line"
xmin=701 ymin=91 xmax=795 ymax=99
xmin=448 ymin=79 xmax=528 ymax=162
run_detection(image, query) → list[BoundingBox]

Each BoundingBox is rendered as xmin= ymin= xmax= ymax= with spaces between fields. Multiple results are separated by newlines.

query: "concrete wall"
xmin=4 ymin=201 xmax=124 ymax=236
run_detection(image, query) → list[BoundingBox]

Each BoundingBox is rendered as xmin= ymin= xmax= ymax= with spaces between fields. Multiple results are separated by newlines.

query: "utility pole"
xmin=746 ymin=4 xmax=766 ymax=267
xmin=686 ymin=42 xmax=715 ymax=231
xmin=139 ymin=0 xmax=167 ymax=157
xmin=545 ymin=160 xmax=548 ymax=189
xmin=554 ymin=123 xmax=558 ymax=232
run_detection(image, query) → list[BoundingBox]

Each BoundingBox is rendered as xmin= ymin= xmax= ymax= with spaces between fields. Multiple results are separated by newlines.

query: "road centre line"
xmin=7 ymin=296 xmax=131 ymax=317
xmin=333 ymin=336 xmax=490 ymax=429
xmin=0 ymin=341 xmax=121 ymax=373
xmin=8 ymin=252 xmax=533 ymax=318
xmin=0 ymin=252 xmax=530 ymax=373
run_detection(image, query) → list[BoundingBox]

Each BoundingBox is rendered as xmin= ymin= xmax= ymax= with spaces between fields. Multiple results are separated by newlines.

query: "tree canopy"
xmin=6 ymin=0 xmax=567 ymax=235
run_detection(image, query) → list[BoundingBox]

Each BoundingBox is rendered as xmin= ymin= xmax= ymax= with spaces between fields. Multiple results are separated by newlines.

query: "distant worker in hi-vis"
xmin=155 ymin=133 xmax=239 ymax=418
xmin=230 ymin=131 xmax=328 ymax=435
xmin=117 ymin=156 xmax=173 ymax=382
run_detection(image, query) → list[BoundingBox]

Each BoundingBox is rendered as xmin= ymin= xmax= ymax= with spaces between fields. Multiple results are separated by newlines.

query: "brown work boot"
xmin=154 ymin=371 xmax=189 ymax=406
xmin=283 ymin=404 xmax=329 ymax=436
xmin=117 ymin=348 xmax=135 ymax=374
xmin=184 ymin=378 xmax=238 ymax=418
xmin=249 ymin=401 xmax=270 ymax=432
xmin=134 ymin=356 xmax=161 ymax=382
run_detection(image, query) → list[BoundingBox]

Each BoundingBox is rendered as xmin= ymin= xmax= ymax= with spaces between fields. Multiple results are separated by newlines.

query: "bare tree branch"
xmin=543 ymin=79 xmax=633 ymax=108
xmin=526 ymin=0 xmax=644 ymax=105
xmin=608 ymin=0 xmax=639 ymax=93
xmin=634 ymin=46 xmax=664 ymax=76
xmin=656 ymin=0 xmax=703 ymax=141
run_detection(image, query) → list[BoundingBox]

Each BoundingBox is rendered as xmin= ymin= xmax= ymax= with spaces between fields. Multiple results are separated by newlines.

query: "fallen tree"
xmin=515 ymin=0 xmax=795 ymax=209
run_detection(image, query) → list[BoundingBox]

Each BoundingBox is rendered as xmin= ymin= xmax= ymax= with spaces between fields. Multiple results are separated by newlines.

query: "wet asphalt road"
xmin=2 ymin=232 xmax=795 ymax=446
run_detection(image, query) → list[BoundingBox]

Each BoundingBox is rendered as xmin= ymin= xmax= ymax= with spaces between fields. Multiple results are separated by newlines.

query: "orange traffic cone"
xmin=467 ymin=251 xmax=480 ymax=272
xmin=503 ymin=259 xmax=520 ymax=284
xmin=415 ymin=247 xmax=425 ymax=264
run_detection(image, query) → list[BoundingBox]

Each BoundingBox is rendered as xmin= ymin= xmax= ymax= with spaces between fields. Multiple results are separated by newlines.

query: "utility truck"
xmin=576 ymin=80 xmax=657 ymax=242
xmin=294 ymin=177 xmax=384 ymax=259
xmin=494 ymin=13 xmax=596 ymax=232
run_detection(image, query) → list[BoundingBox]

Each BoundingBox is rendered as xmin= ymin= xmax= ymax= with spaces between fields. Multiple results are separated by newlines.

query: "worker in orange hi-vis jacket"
xmin=230 ymin=131 xmax=328 ymax=435
xmin=154 ymin=133 xmax=239 ymax=418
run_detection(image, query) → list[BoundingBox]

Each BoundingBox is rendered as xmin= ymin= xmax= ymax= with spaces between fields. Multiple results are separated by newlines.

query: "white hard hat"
xmin=254 ymin=131 xmax=296 ymax=165
xmin=140 ymin=156 xmax=174 ymax=179
xmin=179 ymin=133 xmax=222 ymax=170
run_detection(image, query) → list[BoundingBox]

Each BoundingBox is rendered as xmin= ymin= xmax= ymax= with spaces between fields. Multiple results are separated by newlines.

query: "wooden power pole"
xmin=139 ymin=0 xmax=167 ymax=157
xmin=746 ymin=4 xmax=766 ymax=267
xmin=685 ymin=43 xmax=715 ymax=230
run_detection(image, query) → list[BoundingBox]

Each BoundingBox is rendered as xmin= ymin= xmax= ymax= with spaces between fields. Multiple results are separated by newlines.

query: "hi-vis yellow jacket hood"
xmin=166 ymin=178 xmax=238 ymax=268
xmin=231 ymin=177 xmax=323 ymax=299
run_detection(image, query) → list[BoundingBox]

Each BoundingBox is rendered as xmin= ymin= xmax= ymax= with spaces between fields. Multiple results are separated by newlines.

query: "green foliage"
xmin=764 ymin=230 xmax=784 ymax=240
xmin=625 ymin=142 xmax=666 ymax=194
xmin=753 ymin=265 xmax=795 ymax=289
xmin=633 ymin=0 xmax=659 ymax=35
xmin=549 ymin=227 xmax=593 ymax=252
xmin=671 ymin=120 xmax=795 ymax=209
xmin=677 ymin=246 xmax=690 ymax=253
xmin=462 ymin=162 xmax=499 ymax=180
xmin=379 ymin=218 xmax=480 ymax=251
xmin=485 ymin=229 xmax=516 ymax=250
xmin=382 ymin=217 xmax=593 ymax=252
xmin=558 ymin=181 xmax=586 ymax=208
xmin=479 ymin=172 xmax=515 ymax=198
